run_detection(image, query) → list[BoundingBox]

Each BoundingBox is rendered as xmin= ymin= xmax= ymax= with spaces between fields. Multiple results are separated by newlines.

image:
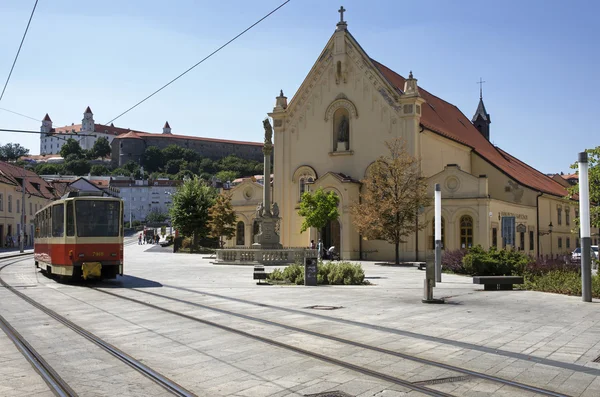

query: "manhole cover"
xmin=304 ymin=305 xmax=343 ymax=310
xmin=413 ymin=375 xmax=471 ymax=386
xmin=305 ymin=392 xmax=353 ymax=397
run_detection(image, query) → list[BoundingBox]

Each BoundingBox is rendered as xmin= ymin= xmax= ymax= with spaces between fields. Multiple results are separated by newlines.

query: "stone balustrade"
xmin=214 ymin=248 xmax=318 ymax=265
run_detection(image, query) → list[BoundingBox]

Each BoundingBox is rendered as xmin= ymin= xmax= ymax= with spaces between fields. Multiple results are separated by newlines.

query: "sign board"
xmin=304 ymin=257 xmax=318 ymax=286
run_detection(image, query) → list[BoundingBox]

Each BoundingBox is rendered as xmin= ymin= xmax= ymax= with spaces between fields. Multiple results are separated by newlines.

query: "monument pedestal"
xmin=252 ymin=216 xmax=282 ymax=249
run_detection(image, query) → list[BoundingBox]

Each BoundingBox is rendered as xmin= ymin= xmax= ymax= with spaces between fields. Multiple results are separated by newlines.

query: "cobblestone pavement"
xmin=1 ymin=238 xmax=599 ymax=396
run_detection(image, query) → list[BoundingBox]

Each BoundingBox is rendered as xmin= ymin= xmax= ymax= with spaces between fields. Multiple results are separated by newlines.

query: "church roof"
xmin=43 ymin=113 xmax=52 ymax=122
xmin=85 ymin=106 xmax=93 ymax=114
xmin=472 ymin=98 xmax=489 ymax=122
xmin=373 ymin=60 xmax=569 ymax=198
xmin=164 ymin=121 xmax=171 ymax=128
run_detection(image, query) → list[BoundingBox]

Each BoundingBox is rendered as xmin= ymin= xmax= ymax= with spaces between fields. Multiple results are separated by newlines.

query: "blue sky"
xmin=0 ymin=0 xmax=598 ymax=174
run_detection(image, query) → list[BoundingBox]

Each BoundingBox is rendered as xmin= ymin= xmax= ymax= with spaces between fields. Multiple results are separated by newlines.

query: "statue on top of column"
xmin=263 ymin=118 xmax=273 ymax=145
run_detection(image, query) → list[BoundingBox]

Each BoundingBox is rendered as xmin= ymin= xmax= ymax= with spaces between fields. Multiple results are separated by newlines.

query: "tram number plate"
xmin=92 ymin=252 xmax=104 ymax=257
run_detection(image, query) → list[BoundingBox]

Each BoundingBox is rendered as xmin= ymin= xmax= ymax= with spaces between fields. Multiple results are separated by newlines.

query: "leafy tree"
xmin=298 ymin=187 xmax=340 ymax=239
xmin=215 ymin=170 xmax=238 ymax=183
xmin=123 ymin=160 xmax=140 ymax=175
xmin=162 ymin=144 xmax=197 ymax=163
xmin=0 ymin=143 xmax=30 ymax=161
xmin=208 ymin=193 xmax=237 ymax=247
xmin=169 ymin=176 xmax=217 ymax=250
xmin=91 ymin=137 xmax=112 ymax=158
xmin=165 ymin=159 xmax=185 ymax=175
xmin=60 ymin=138 xmax=84 ymax=159
xmin=142 ymin=146 xmax=165 ymax=173
xmin=350 ymin=138 xmax=431 ymax=265
xmin=568 ymin=146 xmax=600 ymax=228
xmin=146 ymin=210 xmax=168 ymax=223
xmin=90 ymin=164 xmax=110 ymax=176
xmin=35 ymin=163 xmax=63 ymax=175
xmin=64 ymin=158 xmax=91 ymax=176
xmin=111 ymin=167 xmax=129 ymax=176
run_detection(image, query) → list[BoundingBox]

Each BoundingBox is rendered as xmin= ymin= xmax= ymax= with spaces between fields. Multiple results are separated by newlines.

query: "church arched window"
xmin=236 ymin=221 xmax=245 ymax=246
xmin=333 ymin=108 xmax=350 ymax=152
xmin=460 ymin=215 xmax=473 ymax=248
xmin=299 ymin=176 xmax=314 ymax=201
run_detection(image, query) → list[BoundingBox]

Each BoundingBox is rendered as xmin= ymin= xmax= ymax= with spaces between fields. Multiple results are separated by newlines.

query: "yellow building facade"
xmin=0 ymin=162 xmax=56 ymax=247
xmin=227 ymin=14 xmax=598 ymax=261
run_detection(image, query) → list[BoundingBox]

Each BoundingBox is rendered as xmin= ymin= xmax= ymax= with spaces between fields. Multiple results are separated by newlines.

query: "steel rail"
xmin=96 ymin=287 xmax=572 ymax=397
xmin=0 ymin=259 xmax=196 ymax=397
xmin=0 ymin=312 xmax=78 ymax=397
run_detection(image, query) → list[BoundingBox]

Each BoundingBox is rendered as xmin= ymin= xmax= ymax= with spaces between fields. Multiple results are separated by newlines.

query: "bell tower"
xmin=472 ymin=78 xmax=491 ymax=141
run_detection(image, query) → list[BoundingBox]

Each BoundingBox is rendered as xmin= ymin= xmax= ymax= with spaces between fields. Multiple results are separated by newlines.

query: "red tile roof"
xmin=372 ymin=60 xmax=569 ymax=198
xmin=562 ymin=173 xmax=578 ymax=180
xmin=0 ymin=161 xmax=59 ymax=199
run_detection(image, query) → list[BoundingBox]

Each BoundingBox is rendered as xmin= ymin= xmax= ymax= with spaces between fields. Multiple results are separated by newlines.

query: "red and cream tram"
xmin=34 ymin=193 xmax=123 ymax=280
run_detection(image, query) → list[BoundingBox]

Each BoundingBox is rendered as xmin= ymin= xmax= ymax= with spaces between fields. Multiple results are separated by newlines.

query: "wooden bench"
xmin=473 ymin=276 xmax=524 ymax=291
xmin=253 ymin=265 xmax=268 ymax=284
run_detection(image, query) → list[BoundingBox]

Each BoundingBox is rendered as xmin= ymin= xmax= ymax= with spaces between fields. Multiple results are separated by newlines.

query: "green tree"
xmin=35 ymin=163 xmax=63 ymax=175
xmin=165 ymin=159 xmax=185 ymax=175
xmin=123 ymin=160 xmax=140 ymax=175
xmin=64 ymin=158 xmax=91 ymax=176
xmin=60 ymin=138 xmax=84 ymax=159
xmin=0 ymin=143 xmax=30 ymax=161
xmin=568 ymin=146 xmax=600 ymax=228
xmin=169 ymin=176 xmax=217 ymax=250
xmin=215 ymin=170 xmax=238 ymax=183
xmin=91 ymin=137 xmax=112 ymax=158
xmin=142 ymin=146 xmax=165 ymax=173
xmin=146 ymin=210 xmax=168 ymax=223
xmin=111 ymin=167 xmax=129 ymax=176
xmin=90 ymin=164 xmax=110 ymax=176
xmin=208 ymin=193 xmax=237 ymax=247
xmin=350 ymin=139 xmax=431 ymax=265
xmin=298 ymin=187 xmax=340 ymax=239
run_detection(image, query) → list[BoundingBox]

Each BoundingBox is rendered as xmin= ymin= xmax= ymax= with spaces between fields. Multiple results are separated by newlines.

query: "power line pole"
xmin=20 ymin=176 xmax=25 ymax=253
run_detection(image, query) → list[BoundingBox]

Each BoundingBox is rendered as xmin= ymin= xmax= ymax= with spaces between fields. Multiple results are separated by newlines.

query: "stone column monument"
xmin=252 ymin=119 xmax=282 ymax=249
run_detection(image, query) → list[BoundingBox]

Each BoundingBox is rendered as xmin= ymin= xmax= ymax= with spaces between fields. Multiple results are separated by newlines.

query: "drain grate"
xmin=304 ymin=305 xmax=344 ymax=310
xmin=413 ymin=375 xmax=471 ymax=386
xmin=593 ymin=355 xmax=600 ymax=363
xmin=305 ymin=392 xmax=353 ymax=397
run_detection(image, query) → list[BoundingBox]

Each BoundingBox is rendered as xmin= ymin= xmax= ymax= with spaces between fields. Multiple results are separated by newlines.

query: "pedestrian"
xmin=138 ymin=233 xmax=142 ymax=245
xmin=317 ymin=239 xmax=323 ymax=259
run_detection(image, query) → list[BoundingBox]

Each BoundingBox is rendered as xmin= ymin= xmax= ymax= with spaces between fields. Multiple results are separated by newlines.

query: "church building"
xmin=226 ymin=9 xmax=598 ymax=261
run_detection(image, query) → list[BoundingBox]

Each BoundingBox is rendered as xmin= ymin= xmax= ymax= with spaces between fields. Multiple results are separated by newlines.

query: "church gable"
xmin=427 ymin=165 xmax=486 ymax=199
xmin=228 ymin=179 xmax=264 ymax=207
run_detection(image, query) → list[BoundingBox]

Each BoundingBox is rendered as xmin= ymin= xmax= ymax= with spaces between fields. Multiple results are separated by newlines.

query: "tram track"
xmin=89 ymin=285 xmax=573 ymax=397
xmin=0 ymin=255 xmax=196 ymax=397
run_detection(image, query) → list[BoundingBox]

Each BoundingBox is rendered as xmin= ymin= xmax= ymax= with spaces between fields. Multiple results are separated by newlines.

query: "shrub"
xmin=283 ymin=264 xmax=305 ymax=285
xmin=524 ymin=257 xmax=579 ymax=277
xmin=461 ymin=246 xmax=531 ymax=276
xmin=524 ymin=270 xmax=583 ymax=296
xmin=267 ymin=261 xmax=365 ymax=285
xmin=442 ymin=249 xmax=468 ymax=274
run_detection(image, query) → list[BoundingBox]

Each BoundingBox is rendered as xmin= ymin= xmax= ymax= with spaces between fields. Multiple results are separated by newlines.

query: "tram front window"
xmin=75 ymin=200 xmax=120 ymax=237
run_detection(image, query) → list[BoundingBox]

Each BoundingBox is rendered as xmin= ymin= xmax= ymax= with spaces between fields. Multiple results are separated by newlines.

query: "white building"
xmin=110 ymin=178 xmax=181 ymax=224
xmin=40 ymin=107 xmax=138 ymax=155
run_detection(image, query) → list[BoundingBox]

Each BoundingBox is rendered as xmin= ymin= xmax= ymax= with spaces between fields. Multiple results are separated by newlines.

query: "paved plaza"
xmin=1 ymin=239 xmax=600 ymax=396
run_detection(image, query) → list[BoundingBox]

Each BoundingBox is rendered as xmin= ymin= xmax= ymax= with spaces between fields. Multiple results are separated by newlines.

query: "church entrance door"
xmin=321 ymin=220 xmax=341 ymax=254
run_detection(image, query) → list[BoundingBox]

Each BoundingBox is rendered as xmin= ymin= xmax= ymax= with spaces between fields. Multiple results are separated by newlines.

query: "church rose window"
xmin=460 ymin=215 xmax=473 ymax=248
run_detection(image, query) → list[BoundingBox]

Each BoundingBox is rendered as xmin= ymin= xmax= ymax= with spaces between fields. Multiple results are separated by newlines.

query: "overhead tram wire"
xmin=0 ymin=107 xmax=41 ymax=122
xmin=0 ymin=0 xmax=40 ymax=104
xmin=105 ymin=0 xmax=291 ymax=125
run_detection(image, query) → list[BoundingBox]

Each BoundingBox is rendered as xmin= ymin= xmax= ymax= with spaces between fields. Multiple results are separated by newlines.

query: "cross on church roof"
xmin=338 ymin=6 xmax=346 ymax=23
xmin=477 ymin=77 xmax=486 ymax=99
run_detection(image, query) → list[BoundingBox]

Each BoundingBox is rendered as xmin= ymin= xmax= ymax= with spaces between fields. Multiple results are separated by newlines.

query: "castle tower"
xmin=472 ymin=81 xmax=491 ymax=141
xmin=162 ymin=121 xmax=172 ymax=134
xmin=82 ymin=106 xmax=94 ymax=133
xmin=40 ymin=114 xmax=52 ymax=154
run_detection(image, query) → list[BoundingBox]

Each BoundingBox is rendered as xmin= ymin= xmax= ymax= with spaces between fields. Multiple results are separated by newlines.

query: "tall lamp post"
xmin=20 ymin=176 xmax=25 ymax=253
xmin=578 ymin=152 xmax=592 ymax=302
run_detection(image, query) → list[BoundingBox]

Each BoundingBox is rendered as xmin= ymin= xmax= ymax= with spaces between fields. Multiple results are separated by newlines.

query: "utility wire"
xmin=0 ymin=107 xmax=41 ymax=122
xmin=105 ymin=0 xmax=291 ymax=124
xmin=0 ymin=0 xmax=40 ymax=104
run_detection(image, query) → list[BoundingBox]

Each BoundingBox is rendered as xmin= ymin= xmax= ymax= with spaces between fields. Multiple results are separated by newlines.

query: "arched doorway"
xmin=321 ymin=219 xmax=341 ymax=253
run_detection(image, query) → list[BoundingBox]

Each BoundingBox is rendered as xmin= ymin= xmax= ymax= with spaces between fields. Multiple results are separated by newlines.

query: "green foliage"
xmin=169 ymin=176 xmax=217 ymax=249
xmin=461 ymin=246 xmax=530 ymax=276
xmin=60 ymin=138 xmax=84 ymax=159
xmin=267 ymin=261 xmax=366 ymax=285
xmin=64 ymin=158 xmax=91 ymax=176
xmin=142 ymin=146 xmax=165 ymax=173
xmin=146 ymin=210 xmax=168 ymax=223
xmin=568 ymin=146 xmax=600 ymax=228
xmin=91 ymin=137 xmax=111 ymax=158
xmin=90 ymin=164 xmax=110 ymax=176
xmin=215 ymin=170 xmax=238 ymax=183
xmin=35 ymin=163 xmax=63 ymax=175
xmin=298 ymin=187 xmax=340 ymax=233
xmin=123 ymin=160 xmax=140 ymax=174
xmin=0 ymin=142 xmax=29 ymax=161
xmin=524 ymin=271 xmax=600 ymax=298
xmin=111 ymin=167 xmax=129 ymax=176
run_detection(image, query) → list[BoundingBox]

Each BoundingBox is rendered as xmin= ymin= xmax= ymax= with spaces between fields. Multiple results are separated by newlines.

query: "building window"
xmin=17 ymin=199 xmax=20 ymax=214
xmin=565 ymin=208 xmax=570 ymax=226
xmin=298 ymin=176 xmax=313 ymax=201
xmin=236 ymin=221 xmax=245 ymax=246
xmin=460 ymin=215 xmax=473 ymax=249
xmin=520 ymin=232 xmax=525 ymax=251
xmin=566 ymin=237 xmax=570 ymax=249
xmin=0 ymin=193 xmax=3 ymax=211
xmin=529 ymin=230 xmax=534 ymax=251
xmin=558 ymin=237 xmax=562 ymax=249
xmin=492 ymin=227 xmax=497 ymax=248
xmin=557 ymin=207 xmax=562 ymax=225
xmin=429 ymin=217 xmax=446 ymax=249
xmin=501 ymin=216 xmax=516 ymax=247
xmin=8 ymin=195 xmax=12 ymax=212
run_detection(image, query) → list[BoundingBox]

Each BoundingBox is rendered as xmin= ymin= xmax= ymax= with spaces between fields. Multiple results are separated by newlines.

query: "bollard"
xmin=422 ymin=252 xmax=444 ymax=304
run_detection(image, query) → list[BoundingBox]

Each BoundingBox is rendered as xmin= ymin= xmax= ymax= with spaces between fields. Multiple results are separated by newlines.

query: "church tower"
xmin=162 ymin=121 xmax=172 ymax=134
xmin=82 ymin=106 xmax=95 ymax=133
xmin=41 ymin=113 xmax=52 ymax=134
xmin=40 ymin=114 xmax=52 ymax=154
xmin=472 ymin=81 xmax=491 ymax=141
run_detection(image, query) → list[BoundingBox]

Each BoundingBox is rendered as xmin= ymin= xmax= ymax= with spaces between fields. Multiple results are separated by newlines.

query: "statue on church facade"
xmin=263 ymin=118 xmax=273 ymax=145
xmin=337 ymin=115 xmax=349 ymax=150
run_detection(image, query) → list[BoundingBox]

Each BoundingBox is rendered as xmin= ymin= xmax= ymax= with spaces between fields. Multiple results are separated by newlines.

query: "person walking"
xmin=138 ymin=233 xmax=142 ymax=245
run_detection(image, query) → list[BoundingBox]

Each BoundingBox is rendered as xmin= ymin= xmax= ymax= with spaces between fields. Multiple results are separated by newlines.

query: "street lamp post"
xmin=578 ymin=152 xmax=592 ymax=302
xmin=20 ymin=176 xmax=25 ymax=253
